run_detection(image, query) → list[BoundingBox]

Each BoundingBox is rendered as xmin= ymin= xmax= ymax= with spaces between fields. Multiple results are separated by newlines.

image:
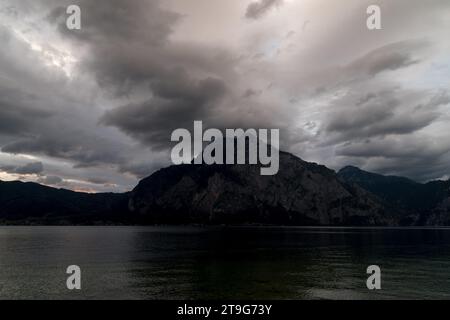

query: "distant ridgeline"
xmin=1 ymin=150 xmax=450 ymax=226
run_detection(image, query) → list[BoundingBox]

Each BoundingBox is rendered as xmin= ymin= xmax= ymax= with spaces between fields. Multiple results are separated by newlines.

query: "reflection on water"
xmin=1 ymin=226 xmax=450 ymax=299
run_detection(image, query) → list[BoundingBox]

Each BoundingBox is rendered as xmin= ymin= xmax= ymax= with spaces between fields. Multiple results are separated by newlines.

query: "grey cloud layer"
xmin=101 ymin=77 xmax=227 ymax=149
xmin=0 ymin=0 xmax=449 ymax=190
xmin=1 ymin=161 xmax=43 ymax=175
xmin=325 ymin=88 xmax=446 ymax=142
xmin=245 ymin=0 xmax=283 ymax=19
xmin=50 ymin=0 xmax=281 ymax=147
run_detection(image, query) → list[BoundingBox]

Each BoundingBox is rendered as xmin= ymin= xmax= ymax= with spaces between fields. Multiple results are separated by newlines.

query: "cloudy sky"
xmin=0 ymin=0 xmax=449 ymax=192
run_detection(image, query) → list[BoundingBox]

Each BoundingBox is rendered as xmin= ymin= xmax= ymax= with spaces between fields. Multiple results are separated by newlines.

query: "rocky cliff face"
xmin=129 ymin=151 xmax=392 ymax=225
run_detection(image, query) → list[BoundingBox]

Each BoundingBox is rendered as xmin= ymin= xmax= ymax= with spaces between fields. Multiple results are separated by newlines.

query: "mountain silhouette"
xmin=0 ymin=180 xmax=129 ymax=225
xmin=1 ymin=150 xmax=450 ymax=226
xmin=337 ymin=166 xmax=450 ymax=225
xmin=129 ymin=151 xmax=391 ymax=225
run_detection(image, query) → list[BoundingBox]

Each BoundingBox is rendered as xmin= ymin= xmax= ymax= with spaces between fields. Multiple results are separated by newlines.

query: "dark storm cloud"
xmin=327 ymin=100 xmax=435 ymax=138
xmin=325 ymin=89 xmax=447 ymax=144
xmin=0 ymin=2 xmax=213 ymax=189
xmin=0 ymin=82 xmax=52 ymax=135
xmin=2 ymin=132 xmax=127 ymax=168
xmin=336 ymin=136 xmax=450 ymax=182
xmin=242 ymin=88 xmax=262 ymax=98
xmin=1 ymin=0 xmax=449 ymax=190
xmin=15 ymin=162 xmax=43 ymax=174
xmin=77 ymin=41 xmax=235 ymax=98
xmin=356 ymin=93 xmax=377 ymax=106
xmin=0 ymin=161 xmax=43 ymax=175
xmin=47 ymin=0 xmax=192 ymax=97
xmin=245 ymin=0 xmax=283 ymax=20
xmin=348 ymin=41 xmax=423 ymax=77
xmin=0 ymin=97 xmax=51 ymax=135
xmin=101 ymin=76 xmax=227 ymax=149
xmin=315 ymin=40 xmax=443 ymax=146
xmin=0 ymin=24 xmax=123 ymax=170
xmin=336 ymin=138 xmax=448 ymax=159
xmin=0 ymin=20 xmax=138 ymax=174
xmin=329 ymin=89 xmax=450 ymax=182
xmin=47 ymin=0 xmax=241 ymax=150
xmin=316 ymin=40 xmax=429 ymax=91
xmin=51 ymin=0 xmax=180 ymax=45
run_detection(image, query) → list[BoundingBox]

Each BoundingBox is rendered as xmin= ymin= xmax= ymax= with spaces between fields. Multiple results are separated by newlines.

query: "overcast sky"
xmin=0 ymin=0 xmax=449 ymax=192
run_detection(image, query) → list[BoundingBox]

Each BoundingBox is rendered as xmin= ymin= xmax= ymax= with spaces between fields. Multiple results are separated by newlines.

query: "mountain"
xmin=0 ymin=180 xmax=129 ymax=224
xmin=128 ymin=151 xmax=393 ymax=226
xmin=337 ymin=166 xmax=450 ymax=225
xmin=3 ymin=150 xmax=450 ymax=226
xmin=337 ymin=166 xmax=423 ymax=208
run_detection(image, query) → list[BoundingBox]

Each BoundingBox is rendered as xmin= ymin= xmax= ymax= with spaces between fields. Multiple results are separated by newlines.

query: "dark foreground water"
xmin=1 ymin=226 xmax=450 ymax=300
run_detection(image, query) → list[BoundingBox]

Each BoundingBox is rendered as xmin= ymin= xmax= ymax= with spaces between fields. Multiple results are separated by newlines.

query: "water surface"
xmin=1 ymin=226 xmax=450 ymax=299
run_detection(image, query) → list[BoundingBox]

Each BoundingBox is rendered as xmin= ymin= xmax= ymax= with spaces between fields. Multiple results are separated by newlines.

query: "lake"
xmin=1 ymin=226 xmax=450 ymax=300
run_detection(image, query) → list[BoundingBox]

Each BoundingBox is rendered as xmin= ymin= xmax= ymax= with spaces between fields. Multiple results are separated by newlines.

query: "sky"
xmin=0 ymin=0 xmax=449 ymax=192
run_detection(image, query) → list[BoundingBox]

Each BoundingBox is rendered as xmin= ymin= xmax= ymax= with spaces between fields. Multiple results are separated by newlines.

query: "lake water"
xmin=1 ymin=226 xmax=450 ymax=300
